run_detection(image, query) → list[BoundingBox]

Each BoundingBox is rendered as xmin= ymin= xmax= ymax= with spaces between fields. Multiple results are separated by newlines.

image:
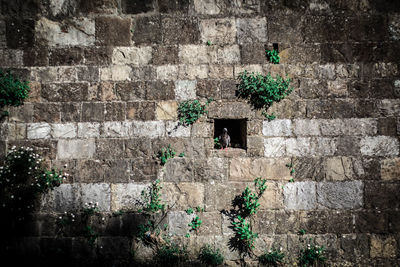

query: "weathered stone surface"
xmin=131 ymin=121 xmax=165 ymax=137
xmin=41 ymin=83 xmax=88 ymax=102
xmin=161 ymin=17 xmax=200 ymax=44
xmin=293 ymin=119 xmax=321 ymax=136
xmin=365 ymin=182 xmax=400 ymax=210
xmin=178 ymin=64 xmax=209 ymax=79
xmin=199 ymin=18 xmax=236 ymax=45
xmin=95 ymin=17 xmax=131 ymax=46
xmin=33 ymin=103 xmax=60 ymax=123
xmin=127 ymin=102 xmax=156 ymax=121
xmin=57 ymin=139 xmax=95 ymax=159
xmin=0 ymin=49 xmax=23 ymax=66
xmin=263 ymin=120 xmax=292 ymax=137
xmin=370 ymin=235 xmax=397 ymax=258
xmin=175 ymin=80 xmax=196 ymax=101
xmin=41 ymin=184 xmax=81 ymax=212
xmin=193 ymin=157 xmax=228 ymax=182
xmin=112 ymin=46 xmax=152 ymax=65
xmin=81 ymin=183 xmax=111 ymax=212
xmin=36 ymin=17 xmax=95 ymax=46
xmin=360 ymin=136 xmax=399 ymax=156
xmin=381 ymin=158 xmax=400 ymax=180
xmin=152 ymin=45 xmax=179 ymax=65
xmin=236 ymin=18 xmax=267 ymax=44
xmin=286 ymin=137 xmax=336 ymax=157
xmin=259 ymin=182 xmax=284 ymax=209
xmin=81 ymin=102 xmax=104 ymax=122
xmin=95 ymin=139 xmax=124 ymax=159
xmin=51 ymin=123 xmax=77 ymax=139
xmin=283 ymin=182 xmax=316 ymax=210
xmin=27 ymin=123 xmax=51 ymax=139
xmin=75 ymin=160 xmax=104 ymax=183
xmin=100 ymin=66 xmax=132 ymax=81
xmin=77 ymin=122 xmax=100 ymax=138
xmin=121 ymin=0 xmax=155 ymax=14
xmin=111 ymin=183 xmax=148 ymax=211
xmin=164 ymin=158 xmax=193 ymax=182
xmin=156 ymin=65 xmax=178 ymax=80
xmin=162 ymin=182 xmax=204 ymax=210
xmin=145 ymin=80 xmax=175 ymax=100
xmin=356 ymin=210 xmax=388 ymax=234
xmin=6 ymin=19 xmax=35 ymax=48
xmin=264 ymin=137 xmax=286 ymax=157
xmin=325 ymin=157 xmax=364 ymax=181
xmin=179 ymin=45 xmax=214 ymax=65
xmin=317 ymin=181 xmax=363 ymax=209
xmin=105 ymin=102 xmax=125 ymax=121
xmin=229 ymin=157 xmax=291 ymax=181
xmin=168 ymin=211 xmax=195 ymax=236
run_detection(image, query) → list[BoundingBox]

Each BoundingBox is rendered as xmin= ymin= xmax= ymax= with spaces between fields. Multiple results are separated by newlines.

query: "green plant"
xmin=231 ymin=215 xmax=258 ymax=252
xmin=141 ymin=179 xmax=165 ymax=213
xmin=214 ymin=137 xmax=221 ymax=149
xmin=237 ymin=177 xmax=267 ymax=216
xmin=154 ymin=243 xmax=188 ymax=266
xmin=266 ymin=49 xmax=280 ymax=64
xmin=188 ymin=215 xmax=202 ymax=231
xmin=85 ymin=225 xmax=98 ymax=248
xmin=236 ymin=71 xmax=293 ymax=119
xmin=82 ymin=201 xmax=100 ymax=216
xmin=185 ymin=233 xmax=190 ymax=238
xmin=0 ymin=146 xmax=65 ymax=222
xmin=299 ymin=239 xmax=326 ymax=267
xmin=178 ymin=152 xmax=185 ymax=157
xmin=177 ymin=98 xmax=213 ymax=126
xmin=207 ymin=40 xmax=212 ymax=46
xmin=298 ymin=229 xmax=306 ymax=235
xmin=258 ymin=248 xmax=285 ymax=266
xmin=196 ymin=206 xmax=204 ymax=212
xmin=0 ymin=70 xmax=30 ymax=116
xmin=265 ymin=113 xmax=276 ymax=121
xmin=156 ymin=145 xmax=176 ymax=165
xmin=199 ymin=244 xmax=224 ymax=266
xmin=185 ymin=207 xmax=194 ymax=215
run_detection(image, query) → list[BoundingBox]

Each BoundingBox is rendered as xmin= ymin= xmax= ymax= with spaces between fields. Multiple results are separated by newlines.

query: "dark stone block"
xmin=364 ymin=182 xmax=400 ymax=210
xmin=351 ymin=43 xmax=374 ymax=63
xmin=340 ymin=234 xmax=369 ymax=261
xmin=377 ymin=117 xmax=398 ymax=136
xmin=96 ymin=139 xmax=125 ymax=159
xmin=126 ymin=101 xmax=156 ymax=120
xmin=159 ymin=0 xmax=190 ymax=13
xmin=103 ymin=159 xmax=130 ymax=183
xmin=152 ymin=45 xmax=179 ymax=65
xmin=356 ymin=210 xmax=388 ymax=234
xmin=131 ymin=157 xmax=158 ymax=181
xmin=354 ymin=99 xmax=379 ymax=118
xmin=6 ymin=19 xmax=35 ymax=48
xmin=196 ymin=80 xmax=221 ymax=100
xmin=120 ymin=212 xmax=151 ymax=236
xmin=369 ymin=0 xmax=400 ymax=12
xmin=97 ymin=237 xmax=131 ymax=259
xmin=33 ymin=103 xmax=61 ymax=123
xmin=293 ymin=157 xmax=325 ymax=181
xmin=325 ymin=211 xmax=353 ymax=234
xmin=334 ymin=136 xmax=361 ymax=156
xmin=41 ymin=83 xmax=89 ymax=102
xmin=79 ymin=0 xmax=119 ymax=14
xmin=130 ymin=66 xmax=156 ymax=81
xmin=23 ymin=46 xmax=49 ymax=66
xmin=240 ymin=43 xmax=266 ymax=64
xmin=1 ymin=0 xmax=43 ymax=17
xmin=361 ymin=157 xmax=381 ymax=180
xmin=298 ymin=79 xmax=328 ymax=99
xmin=8 ymin=103 xmax=34 ymax=123
xmin=105 ymin=102 xmax=126 ymax=121
xmin=115 ymin=82 xmax=146 ymax=101
xmin=369 ymin=79 xmax=398 ymax=99
xmin=76 ymin=160 xmax=104 ymax=183
xmin=161 ymin=17 xmax=200 ymax=45
xmin=299 ymin=210 xmax=328 ymax=234
xmin=320 ymin=43 xmax=353 ymax=63
xmin=347 ymin=15 xmax=389 ymax=42
xmin=84 ymin=46 xmax=112 ymax=66
xmin=125 ymin=138 xmax=152 ymax=158
xmin=253 ymin=210 xmax=276 ymax=234
xmin=81 ymin=102 xmax=104 ymax=122
xmin=61 ymin=103 xmax=81 ymax=122
xmin=49 ymin=47 xmax=84 ymax=66
xmin=388 ymin=211 xmax=400 ymax=233
xmin=303 ymin=15 xmax=347 ymax=43
xmin=145 ymin=80 xmax=175 ymax=100
xmin=122 ymin=0 xmax=155 ymax=14
xmin=77 ymin=66 xmax=99 ymax=82
xmin=268 ymin=13 xmax=304 ymax=43
xmin=306 ymin=99 xmax=355 ymax=119
xmin=40 ymin=237 xmax=73 ymax=260
xmin=132 ymin=16 xmax=161 ymax=44
xmin=95 ymin=17 xmax=131 ymax=46
xmin=275 ymin=210 xmax=300 ymax=234
xmin=221 ymin=79 xmax=237 ymax=100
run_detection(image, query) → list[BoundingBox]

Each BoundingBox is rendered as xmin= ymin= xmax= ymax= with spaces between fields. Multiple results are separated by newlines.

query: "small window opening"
xmin=214 ymin=119 xmax=247 ymax=149
xmin=273 ymin=43 xmax=279 ymax=51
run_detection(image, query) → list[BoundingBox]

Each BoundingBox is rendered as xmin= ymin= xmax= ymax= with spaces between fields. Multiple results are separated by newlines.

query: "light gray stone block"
xmin=57 ymin=139 xmax=96 ymax=159
xmin=263 ymin=120 xmax=292 ymax=137
xmin=27 ymin=123 xmax=51 ymax=139
xmin=283 ymin=182 xmax=317 ymax=210
xmin=51 ymin=123 xmax=77 ymax=139
xmin=317 ymin=181 xmax=363 ymax=209
xmin=175 ymin=80 xmax=197 ymax=101
xmin=111 ymin=183 xmax=149 ymax=211
xmin=81 ymin=183 xmax=111 ymax=212
xmin=360 ymin=136 xmax=399 ymax=156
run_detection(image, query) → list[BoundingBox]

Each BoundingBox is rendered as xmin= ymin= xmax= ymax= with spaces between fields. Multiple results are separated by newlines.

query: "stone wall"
xmin=0 ymin=0 xmax=400 ymax=266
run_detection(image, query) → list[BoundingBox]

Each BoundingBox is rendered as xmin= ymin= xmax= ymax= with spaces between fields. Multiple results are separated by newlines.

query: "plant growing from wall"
xmin=156 ymin=145 xmax=176 ymax=165
xmin=236 ymin=71 xmax=293 ymax=119
xmin=154 ymin=242 xmax=188 ymax=266
xmin=266 ymin=49 xmax=280 ymax=64
xmin=258 ymin=248 xmax=285 ymax=266
xmin=0 ymin=70 xmax=30 ymax=117
xmin=298 ymin=239 xmax=326 ymax=267
xmin=177 ymin=98 xmax=213 ymax=126
xmin=188 ymin=215 xmax=202 ymax=231
xmin=140 ymin=179 xmax=165 ymax=213
xmin=214 ymin=137 xmax=222 ymax=149
xmin=198 ymin=244 xmax=224 ymax=266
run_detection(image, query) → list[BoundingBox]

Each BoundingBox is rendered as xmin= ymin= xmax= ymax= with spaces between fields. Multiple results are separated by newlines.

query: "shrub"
xmin=154 ymin=243 xmax=188 ymax=266
xmin=236 ymin=71 xmax=292 ymax=119
xmin=199 ymin=244 xmax=224 ymax=266
xmin=156 ymin=145 xmax=176 ymax=165
xmin=266 ymin=49 xmax=280 ymax=64
xmin=299 ymin=239 xmax=326 ymax=267
xmin=258 ymin=248 xmax=285 ymax=266
xmin=141 ymin=179 xmax=165 ymax=213
xmin=177 ymin=98 xmax=213 ymax=126
xmin=0 ymin=70 xmax=30 ymax=112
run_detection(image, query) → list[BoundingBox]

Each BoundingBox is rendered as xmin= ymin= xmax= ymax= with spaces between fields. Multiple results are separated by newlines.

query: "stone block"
xmin=199 ymin=18 xmax=236 ymax=45
xmin=51 ymin=123 xmax=77 ymax=139
xmin=95 ymin=17 xmax=131 ymax=46
xmin=378 ymin=99 xmax=400 ymax=117
xmin=229 ymin=157 xmax=291 ymax=181
xmin=102 ymin=121 xmax=130 ymax=138
xmin=156 ymin=65 xmax=178 ymax=80
xmin=81 ymin=102 xmax=104 ymax=122
xmin=168 ymin=211 xmax=195 ymax=236
xmin=110 ymin=183 xmax=147 ymax=211
xmin=377 ymin=118 xmax=398 ymax=136
xmin=360 ymin=136 xmax=399 ymax=156
xmin=264 ymin=137 xmax=286 ymax=157
xmin=179 ymin=45 xmax=215 ymax=65
xmin=207 ymin=101 xmax=254 ymax=119
xmin=317 ymin=181 xmax=363 ymax=209
xmin=105 ymin=102 xmax=125 ymax=121
xmin=75 ymin=160 xmax=104 ymax=183
xmin=159 ymin=0 xmax=190 ymax=13
xmin=166 ymin=121 xmax=191 ymax=137
xmin=340 ymin=234 xmax=369 ymax=262
xmin=49 ymin=47 xmax=84 ymax=66
xmin=77 ymin=122 xmax=100 ymax=138
xmin=36 ymin=17 xmax=95 ymax=46
xmin=131 ymin=121 xmax=165 ymax=137
xmin=240 ymin=43 xmax=266 ymax=64
xmin=197 ymin=212 xmax=222 ymax=235
xmin=365 ymin=182 xmax=400 ymax=210
xmin=0 ymin=49 xmax=23 ymax=67
xmin=146 ymin=80 xmax=175 ymax=100
xmin=381 ymin=158 xmax=400 ymax=180
xmin=131 ymin=158 xmax=158 ymax=181
xmin=84 ymin=46 xmax=113 ymax=66
xmin=262 ymin=119 xmax=292 ymax=137
xmin=236 ymin=18 xmax=267 ymax=44
xmin=57 ymin=139 xmax=95 ymax=159
xmin=194 ymin=0 xmax=222 ymax=15
xmin=121 ymin=0 xmax=155 ymax=14
xmin=161 ymin=17 xmax=200 ymax=44
xmin=247 ymin=136 xmax=264 ymax=156
xmin=6 ymin=19 xmax=33 ymax=48
xmin=41 ymin=83 xmax=88 ymax=102
xmin=27 ymin=123 xmax=51 ymax=139
xmin=95 ymin=139 xmax=124 ymax=159
xmin=127 ymin=101 xmax=156 ymax=121
xmin=57 ymin=67 xmax=78 ymax=82
xmin=115 ymin=82 xmax=145 ymax=101
xmin=216 ymin=45 xmax=241 ymax=64
xmin=103 ymin=160 xmax=130 ymax=183
xmin=370 ymin=235 xmax=397 ymax=258
xmin=286 ymin=137 xmax=336 ymax=157
xmin=81 ymin=183 xmax=111 ymax=212
xmin=283 ymin=181 xmax=316 ymax=210
xmin=131 ymin=15 xmax=161 ymax=45
xmin=268 ymin=13 xmax=303 ymax=43
xmin=196 ymin=80 xmax=221 ymax=99
xmin=356 ymin=210 xmax=388 ymax=234
xmin=33 ymin=103 xmax=60 ymax=123
xmin=178 ymin=64 xmax=209 ymax=79
xmin=209 ymin=65 xmax=234 ymax=79
xmin=112 ymin=46 xmax=152 ymax=65
xmin=163 ymin=183 xmax=204 ymax=210
xmin=175 ymin=80 xmax=196 ymax=101
xmin=193 ymin=157 xmax=228 ymax=182
xmin=293 ymin=119 xmax=321 ymax=136
xmin=152 ymin=45 xmax=179 ymax=65
xmin=258 ymin=182 xmax=284 ymax=209
xmin=325 ymin=157 xmax=364 ymax=181
xmin=124 ymin=138 xmax=152 ymax=158
xmin=164 ymin=158 xmax=194 ymax=182
xmin=41 ymin=184 xmax=81 ymax=212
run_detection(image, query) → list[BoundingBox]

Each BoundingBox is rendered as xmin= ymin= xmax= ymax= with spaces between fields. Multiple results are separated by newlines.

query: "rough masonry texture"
xmin=0 ymin=0 xmax=400 ymax=266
